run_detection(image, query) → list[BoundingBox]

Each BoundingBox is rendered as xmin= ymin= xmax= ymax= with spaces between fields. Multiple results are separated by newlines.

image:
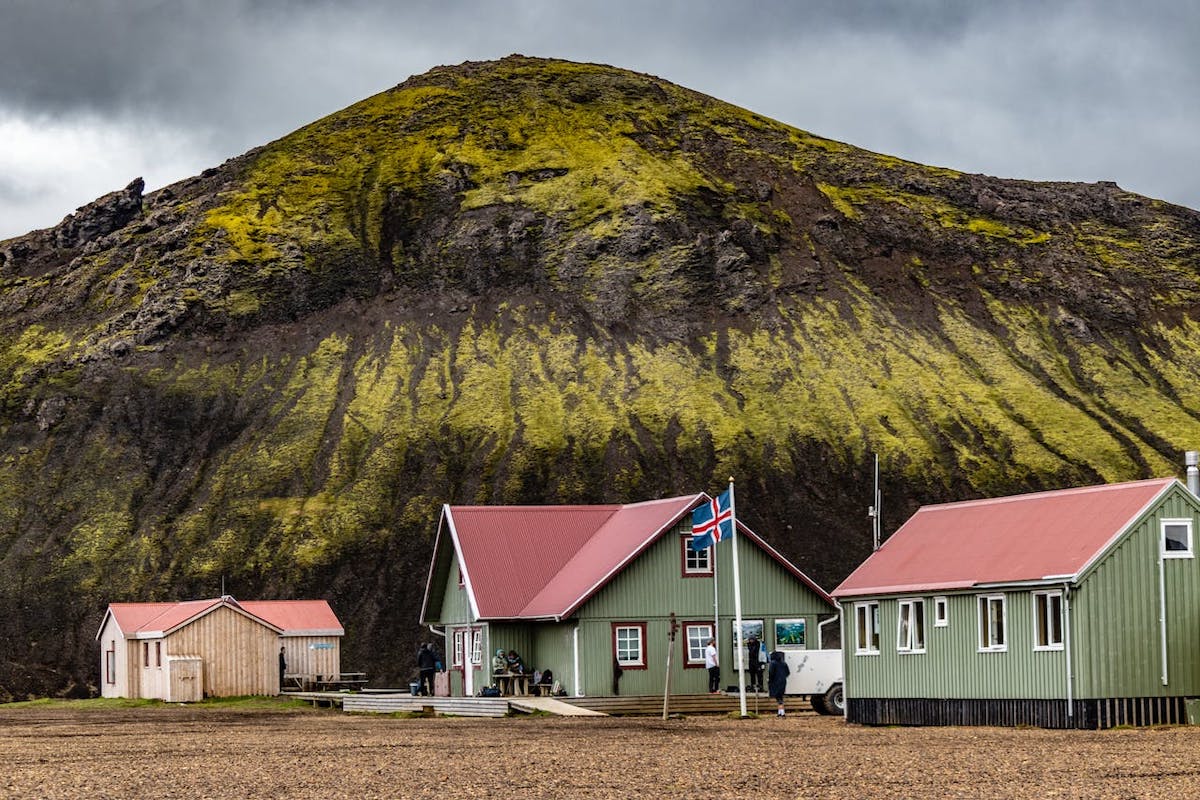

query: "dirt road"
xmin=2 ymin=703 xmax=1198 ymax=799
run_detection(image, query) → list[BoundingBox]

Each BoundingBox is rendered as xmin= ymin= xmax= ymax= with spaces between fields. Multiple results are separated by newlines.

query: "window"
xmin=934 ymin=596 xmax=948 ymax=627
xmin=105 ymin=641 xmax=116 ymax=684
xmin=1162 ymin=519 xmax=1193 ymax=558
xmin=155 ymin=641 xmax=162 ymax=668
xmin=896 ymin=599 xmax=926 ymax=653
xmin=978 ymin=594 xmax=1007 ymax=652
xmin=854 ymin=602 xmax=880 ymax=655
xmin=681 ymin=536 xmax=713 ymax=576
xmin=684 ymin=623 xmax=714 ymax=667
xmin=452 ymin=630 xmax=464 ymax=667
xmin=1034 ymin=591 xmax=1064 ymax=650
xmin=470 ymin=630 xmax=482 ymax=665
xmin=614 ymin=623 xmax=647 ymax=669
xmin=142 ymin=642 xmax=150 ymax=668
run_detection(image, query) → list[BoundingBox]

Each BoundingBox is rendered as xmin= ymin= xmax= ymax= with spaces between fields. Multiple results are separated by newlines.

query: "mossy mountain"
xmin=2 ymin=56 xmax=1200 ymax=699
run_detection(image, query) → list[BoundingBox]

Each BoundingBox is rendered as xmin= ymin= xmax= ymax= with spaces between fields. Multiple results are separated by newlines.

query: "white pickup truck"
xmin=781 ymin=648 xmax=844 ymax=714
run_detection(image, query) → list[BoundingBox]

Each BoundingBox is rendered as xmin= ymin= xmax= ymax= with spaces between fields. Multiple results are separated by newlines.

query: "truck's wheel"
xmin=822 ymin=683 xmax=844 ymax=715
xmin=810 ymin=694 xmax=829 ymax=714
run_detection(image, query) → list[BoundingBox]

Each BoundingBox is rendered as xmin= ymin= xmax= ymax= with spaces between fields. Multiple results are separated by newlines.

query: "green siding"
xmin=576 ymin=521 xmax=833 ymax=696
xmin=1073 ymin=484 xmax=1200 ymax=698
xmin=844 ymin=483 xmax=1200 ymax=703
xmin=437 ymin=559 xmax=472 ymax=625
xmin=843 ymin=592 xmax=1067 ymax=699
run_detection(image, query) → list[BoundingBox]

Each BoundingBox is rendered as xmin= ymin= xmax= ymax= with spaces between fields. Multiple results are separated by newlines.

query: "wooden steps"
xmin=343 ymin=693 xmax=510 ymax=717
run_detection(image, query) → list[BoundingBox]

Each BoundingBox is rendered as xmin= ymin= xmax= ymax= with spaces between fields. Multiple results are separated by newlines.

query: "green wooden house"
xmin=420 ymin=494 xmax=836 ymax=698
xmin=833 ymin=477 xmax=1200 ymax=729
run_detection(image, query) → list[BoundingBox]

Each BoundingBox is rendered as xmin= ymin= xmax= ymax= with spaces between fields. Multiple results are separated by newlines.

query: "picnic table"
xmin=285 ymin=673 xmax=368 ymax=692
xmin=314 ymin=672 xmax=368 ymax=691
xmin=493 ymin=671 xmax=529 ymax=696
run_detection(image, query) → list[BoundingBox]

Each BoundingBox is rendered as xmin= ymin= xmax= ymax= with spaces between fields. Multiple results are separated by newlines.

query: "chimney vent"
xmin=1186 ymin=451 xmax=1199 ymax=496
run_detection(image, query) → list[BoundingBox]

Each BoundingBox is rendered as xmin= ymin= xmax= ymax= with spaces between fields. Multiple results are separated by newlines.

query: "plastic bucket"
xmin=409 ymin=681 xmax=421 ymax=696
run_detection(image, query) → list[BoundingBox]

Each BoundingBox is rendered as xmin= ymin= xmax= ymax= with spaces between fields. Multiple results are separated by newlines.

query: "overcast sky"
xmin=1 ymin=0 xmax=1197 ymax=241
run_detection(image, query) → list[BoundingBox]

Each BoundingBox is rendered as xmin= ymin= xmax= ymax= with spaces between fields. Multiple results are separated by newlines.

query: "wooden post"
xmin=663 ymin=612 xmax=678 ymax=721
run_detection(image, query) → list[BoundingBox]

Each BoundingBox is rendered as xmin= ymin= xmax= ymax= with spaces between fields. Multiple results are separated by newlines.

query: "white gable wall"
xmin=97 ymin=615 xmax=128 ymax=699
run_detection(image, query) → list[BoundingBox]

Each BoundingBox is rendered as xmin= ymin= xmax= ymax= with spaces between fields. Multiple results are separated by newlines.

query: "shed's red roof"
xmin=99 ymin=597 xmax=341 ymax=639
xmin=240 ymin=600 xmax=344 ymax=636
xmin=833 ymin=478 xmax=1177 ymax=598
xmin=439 ymin=494 xmax=833 ymax=620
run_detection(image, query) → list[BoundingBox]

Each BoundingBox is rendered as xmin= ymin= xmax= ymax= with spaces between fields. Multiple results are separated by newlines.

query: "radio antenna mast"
xmin=868 ymin=453 xmax=882 ymax=551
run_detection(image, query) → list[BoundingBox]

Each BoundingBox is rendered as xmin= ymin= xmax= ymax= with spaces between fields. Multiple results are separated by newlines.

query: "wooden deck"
xmin=335 ymin=691 xmax=807 ymax=718
xmin=562 ymin=692 xmax=805 ymax=716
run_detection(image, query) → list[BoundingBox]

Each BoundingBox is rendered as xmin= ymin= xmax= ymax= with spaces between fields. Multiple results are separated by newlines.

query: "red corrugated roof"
xmin=99 ymin=597 xmax=341 ymax=639
xmin=833 ymin=477 xmax=1177 ymax=598
xmin=448 ymin=496 xmax=700 ymax=619
xmin=239 ymin=600 xmax=343 ymax=635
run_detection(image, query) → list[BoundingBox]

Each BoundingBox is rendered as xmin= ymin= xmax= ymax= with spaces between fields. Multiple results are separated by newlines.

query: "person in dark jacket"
xmin=278 ymin=646 xmax=287 ymax=692
xmin=767 ymin=650 xmax=790 ymax=716
xmin=746 ymin=635 xmax=763 ymax=693
xmin=417 ymin=642 xmax=437 ymax=696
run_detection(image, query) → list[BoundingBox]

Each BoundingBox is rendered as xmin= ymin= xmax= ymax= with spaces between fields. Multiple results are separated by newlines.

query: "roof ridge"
xmin=919 ymin=477 xmax=1176 ymax=513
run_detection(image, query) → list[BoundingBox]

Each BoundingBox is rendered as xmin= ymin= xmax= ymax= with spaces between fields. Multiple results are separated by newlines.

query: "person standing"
xmin=768 ymin=650 xmax=791 ymax=716
xmin=417 ymin=642 xmax=437 ymax=696
xmin=278 ymin=646 xmax=287 ymax=692
xmin=746 ymin=635 xmax=763 ymax=693
xmin=704 ymin=638 xmax=720 ymax=694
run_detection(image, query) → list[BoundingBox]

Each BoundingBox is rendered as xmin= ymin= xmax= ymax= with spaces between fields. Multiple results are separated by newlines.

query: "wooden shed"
xmin=96 ymin=596 xmax=343 ymax=700
xmin=421 ymin=494 xmax=836 ymax=698
xmin=833 ymin=477 xmax=1200 ymax=729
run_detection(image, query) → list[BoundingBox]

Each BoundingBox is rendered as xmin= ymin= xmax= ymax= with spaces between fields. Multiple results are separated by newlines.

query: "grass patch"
xmin=1 ymin=695 xmax=322 ymax=712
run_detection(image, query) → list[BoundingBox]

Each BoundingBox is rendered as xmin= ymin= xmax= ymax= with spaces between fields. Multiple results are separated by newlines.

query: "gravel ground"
xmin=2 ymin=704 xmax=1199 ymax=799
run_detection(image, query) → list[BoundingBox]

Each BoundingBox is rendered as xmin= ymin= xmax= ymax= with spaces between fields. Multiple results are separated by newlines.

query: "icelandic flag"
xmin=691 ymin=489 xmax=733 ymax=551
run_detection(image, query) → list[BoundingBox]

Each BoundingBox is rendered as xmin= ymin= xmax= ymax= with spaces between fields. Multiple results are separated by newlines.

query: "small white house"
xmin=96 ymin=596 xmax=344 ymax=700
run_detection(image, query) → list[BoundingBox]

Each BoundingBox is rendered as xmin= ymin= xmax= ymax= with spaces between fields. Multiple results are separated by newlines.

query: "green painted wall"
xmin=437 ymin=558 xmax=472 ymax=625
xmin=574 ymin=520 xmax=834 ymax=696
xmin=843 ymin=483 xmax=1200 ymax=703
xmin=842 ymin=591 xmax=1067 ymax=700
xmin=1073 ymin=484 xmax=1200 ymax=698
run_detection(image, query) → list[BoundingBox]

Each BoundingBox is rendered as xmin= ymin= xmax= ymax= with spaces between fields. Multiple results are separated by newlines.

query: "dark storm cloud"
xmin=1 ymin=0 xmax=1198 ymax=240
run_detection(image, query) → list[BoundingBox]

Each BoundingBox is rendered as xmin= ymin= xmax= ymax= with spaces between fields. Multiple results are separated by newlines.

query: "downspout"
xmin=1062 ymin=583 xmax=1073 ymax=720
xmin=1159 ymin=543 xmax=1169 ymax=686
xmin=572 ymin=624 xmax=582 ymax=697
xmin=427 ymin=624 xmax=445 ymax=641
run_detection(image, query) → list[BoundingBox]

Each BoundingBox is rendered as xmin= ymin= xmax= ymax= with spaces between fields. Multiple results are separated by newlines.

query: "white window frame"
xmin=1162 ymin=518 xmax=1194 ymax=559
xmin=934 ymin=596 xmax=948 ymax=627
xmin=1033 ymin=591 xmax=1065 ymax=651
xmin=684 ymin=623 xmax=714 ymax=666
xmin=854 ymin=601 xmax=880 ymax=655
xmin=614 ymin=623 xmax=646 ymax=668
xmin=978 ymin=594 xmax=1007 ymax=652
xmin=470 ymin=630 xmax=482 ymax=665
xmin=452 ymin=630 xmax=464 ymax=667
xmin=896 ymin=598 xmax=926 ymax=654
xmin=682 ymin=536 xmax=713 ymax=576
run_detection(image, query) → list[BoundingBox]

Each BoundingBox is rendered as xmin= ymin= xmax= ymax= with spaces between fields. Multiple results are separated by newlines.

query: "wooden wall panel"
xmin=166 ymin=606 xmax=278 ymax=697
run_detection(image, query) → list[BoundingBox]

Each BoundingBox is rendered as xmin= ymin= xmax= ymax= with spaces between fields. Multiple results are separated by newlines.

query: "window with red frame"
xmin=613 ymin=623 xmax=647 ymax=669
xmin=681 ymin=536 xmax=713 ymax=577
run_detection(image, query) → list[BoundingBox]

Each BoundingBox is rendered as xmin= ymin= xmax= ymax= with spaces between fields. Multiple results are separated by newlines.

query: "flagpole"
xmin=729 ymin=476 xmax=747 ymax=718
xmin=712 ymin=525 xmax=719 ymax=657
